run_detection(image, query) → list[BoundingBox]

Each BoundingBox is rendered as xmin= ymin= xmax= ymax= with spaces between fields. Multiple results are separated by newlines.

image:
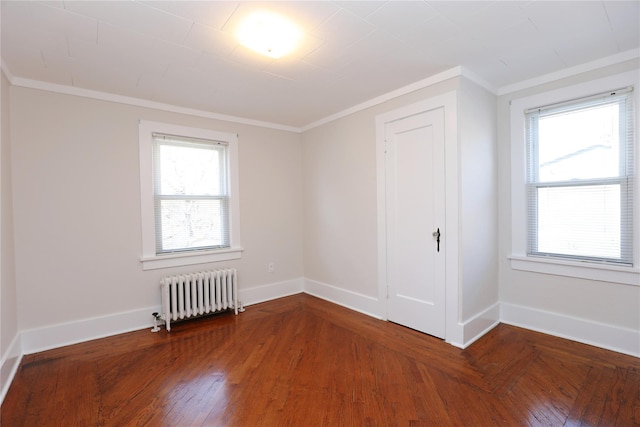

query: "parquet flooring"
xmin=2 ymin=294 xmax=639 ymax=426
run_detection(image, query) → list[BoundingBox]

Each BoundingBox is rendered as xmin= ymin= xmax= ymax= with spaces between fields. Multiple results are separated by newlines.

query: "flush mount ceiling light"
xmin=236 ymin=11 xmax=302 ymax=59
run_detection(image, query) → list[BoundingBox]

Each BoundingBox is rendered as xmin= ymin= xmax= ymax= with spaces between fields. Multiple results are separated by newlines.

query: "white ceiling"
xmin=2 ymin=1 xmax=639 ymax=129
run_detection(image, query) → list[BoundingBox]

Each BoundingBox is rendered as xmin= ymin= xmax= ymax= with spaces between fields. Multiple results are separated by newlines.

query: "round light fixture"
xmin=236 ymin=11 xmax=302 ymax=59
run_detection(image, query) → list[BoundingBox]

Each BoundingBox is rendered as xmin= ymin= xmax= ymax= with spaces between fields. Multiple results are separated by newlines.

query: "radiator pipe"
xmin=151 ymin=312 xmax=161 ymax=333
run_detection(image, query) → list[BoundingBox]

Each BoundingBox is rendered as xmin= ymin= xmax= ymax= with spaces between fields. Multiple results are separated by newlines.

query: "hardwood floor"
xmin=2 ymin=294 xmax=639 ymax=426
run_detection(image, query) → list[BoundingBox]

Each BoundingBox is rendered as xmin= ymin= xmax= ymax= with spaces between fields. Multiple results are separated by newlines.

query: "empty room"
xmin=1 ymin=1 xmax=639 ymax=425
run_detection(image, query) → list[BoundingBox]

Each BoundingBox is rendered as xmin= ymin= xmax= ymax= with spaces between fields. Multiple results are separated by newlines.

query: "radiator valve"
xmin=151 ymin=312 xmax=161 ymax=333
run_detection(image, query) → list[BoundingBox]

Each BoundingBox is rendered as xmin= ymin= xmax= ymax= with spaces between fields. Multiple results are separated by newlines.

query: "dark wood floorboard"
xmin=2 ymin=294 xmax=639 ymax=426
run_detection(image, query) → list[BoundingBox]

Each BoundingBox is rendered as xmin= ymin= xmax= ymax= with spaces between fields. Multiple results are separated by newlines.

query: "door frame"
xmin=375 ymin=91 xmax=463 ymax=346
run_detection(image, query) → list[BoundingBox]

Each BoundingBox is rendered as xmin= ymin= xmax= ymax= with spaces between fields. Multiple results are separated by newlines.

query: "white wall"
xmin=302 ymin=78 xmax=460 ymax=307
xmin=9 ymin=87 xmax=303 ymax=343
xmin=301 ymin=75 xmax=500 ymax=344
xmin=458 ymin=78 xmax=499 ymax=325
xmin=497 ymin=59 xmax=640 ymax=356
xmin=2 ymin=53 xmax=636 ymax=400
xmin=1 ymin=69 xmax=19 ymax=399
xmin=301 ymin=110 xmax=379 ymax=299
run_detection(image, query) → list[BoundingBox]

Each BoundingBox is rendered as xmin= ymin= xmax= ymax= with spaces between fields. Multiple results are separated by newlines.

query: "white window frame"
xmin=139 ymin=120 xmax=242 ymax=270
xmin=509 ymin=71 xmax=640 ymax=286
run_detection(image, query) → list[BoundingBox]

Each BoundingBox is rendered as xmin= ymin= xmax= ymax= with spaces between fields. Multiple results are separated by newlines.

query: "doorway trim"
xmin=375 ymin=91 xmax=463 ymax=346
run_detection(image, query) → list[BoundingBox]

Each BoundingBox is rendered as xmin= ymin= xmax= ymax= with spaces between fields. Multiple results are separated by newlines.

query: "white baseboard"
xmin=303 ymin=278 xmax=382 ymax=319
xmin=239 ymin=277 xmax=304 ymax=306
xmin=5 ymin=280 xmax=637 ymax=407
xmin=501 ymin=302 xmax=640 ymax=358
xmin=21 ymin=306 xmax=161 ymax=355
xmin=1 ymin=333 xmax=23 ymax=404
xmin=18 ymin=277 xmax=305 ymax=357
xmin=303 ymin=279 xmax=500 ymax=350
xmin=449 ymin=302 xmax=500 ymax=349
xmin=12 ymin=290 xmax=640 ymax=359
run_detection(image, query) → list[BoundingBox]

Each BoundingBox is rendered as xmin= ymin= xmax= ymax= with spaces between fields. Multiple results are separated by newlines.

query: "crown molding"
xmin=6 ymin=74 xmax=302 ymax=133
xmin=497 ymin=49 xmax=640 ymax=96
xmin=1 ymin=59 xmax=14 ymax=82
xmin=301 ymin=66 xmax=467 ymax=132
xmin=4 ymin=48 xmax=638 ymax=133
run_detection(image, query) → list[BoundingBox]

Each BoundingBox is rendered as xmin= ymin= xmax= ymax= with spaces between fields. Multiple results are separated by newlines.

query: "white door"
xmin=384 ymin=107 xmax=446 ymax=338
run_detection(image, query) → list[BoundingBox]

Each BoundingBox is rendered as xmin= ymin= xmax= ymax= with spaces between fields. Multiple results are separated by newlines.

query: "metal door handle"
xmin=432 ymin=228 xmax=440 ymax=252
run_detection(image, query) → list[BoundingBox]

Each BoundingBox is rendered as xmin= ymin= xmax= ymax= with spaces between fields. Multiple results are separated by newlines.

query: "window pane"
xmin=157 ymin=198 xmax=228 ymax=252
xmin=536 ymin=185 xmax=620 ymax=259
xmin=158 ymin=143 xmax=224 ymax=196
xmin=538 ymin=103 xmax=620 ymax=182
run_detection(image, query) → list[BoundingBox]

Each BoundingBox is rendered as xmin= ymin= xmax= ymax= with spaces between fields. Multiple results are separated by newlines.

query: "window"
xmin=525 ymin=88 xmax=634 ymax=265
xmin=153 ymin=134 xmax=229 ymax=253
xmin=139 ymin=121 xmax=242 ymax=270
xmin=509 ymin=71 xmax=639 ymax=285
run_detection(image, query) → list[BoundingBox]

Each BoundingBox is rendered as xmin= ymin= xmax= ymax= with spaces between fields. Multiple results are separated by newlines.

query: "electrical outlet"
xmin=268 ymin=262 xmax=275 ymax=273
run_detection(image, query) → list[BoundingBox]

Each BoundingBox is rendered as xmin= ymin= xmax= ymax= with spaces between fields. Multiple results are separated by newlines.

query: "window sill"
xmin=141 ymin=247 xmax=243 ymax=271
xmin=508 ymin=255 xmax=639 ymax=286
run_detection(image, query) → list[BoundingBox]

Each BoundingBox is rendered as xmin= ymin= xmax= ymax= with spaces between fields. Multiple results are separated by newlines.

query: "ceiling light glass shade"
xmin=236 ymin=11 xmax=302 ymax=59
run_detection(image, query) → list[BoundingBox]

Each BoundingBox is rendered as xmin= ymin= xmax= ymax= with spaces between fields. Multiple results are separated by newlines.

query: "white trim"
xmin=138 ymin=120 xmax=243 ymax=270
xmin=375 ymin=91 xmax=463 ymax=346
xmin=8 ymin=294 xmax=639 ymax=359
xmin=457 ymin=303 xmax=501 ymax=349
xmin=2 ymin=63 xmax=489 ymax=135
xmin=303 ymin=279 xmax=499 ymax=350
xmin=0 ymin=334 xmax=22 ymax=405
xmin=3 ymin=48 xmax=637 ymax=133
xmin=498 ymin=49 xmax=640 ymax=95
xmin=1 ymin=64 xmax=494 ymax=135
xmin=3 ymin=289 xmax=638 ymax=406
xmin=0 ymin=59 xmax=14 ymax=83
xmin=20 ymin=306 xmax=160 ymax=355
xmin=501 ymin=302 xmax=640 ymax=358
xmin=15 ymin=277 xmax=305 ymax=355
xmin=509 ymin=255 xmax=640 ymax=286
xmin=509 ymin=70 xmax=640 ymax=284
xmin=9 ymin=76 xmax=301 ymax=133
xmin=141 ymin=247 xmax=243 ymax=270
xmin=239 ymin=277 xmax=304 ymax=306
xmin=460 ymin=66 xmax=497 ymax=94
xmin=303 ymin=278 xmax=382 ymax=319
xmin=303 ymin=67 xmax=464 ymax=131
